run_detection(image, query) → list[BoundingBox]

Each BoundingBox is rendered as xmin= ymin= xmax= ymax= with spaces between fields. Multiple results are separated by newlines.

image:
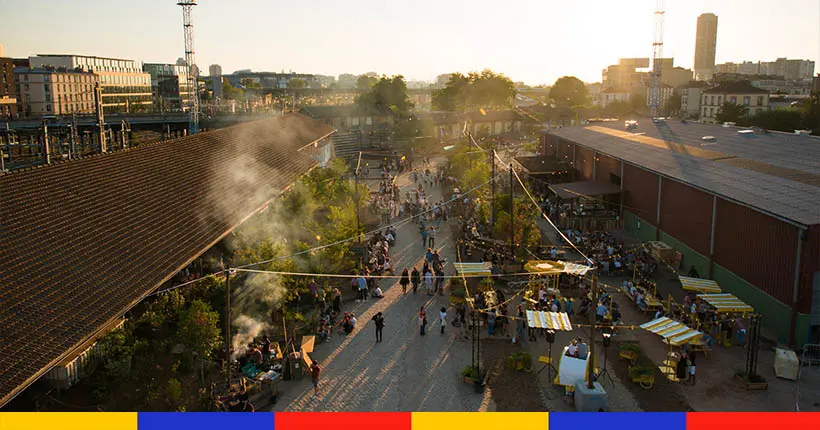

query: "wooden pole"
xmin=225 ymin=268 xmax=232 ymax=389
xmin=587 ymin=275 xmax=598 ymax=389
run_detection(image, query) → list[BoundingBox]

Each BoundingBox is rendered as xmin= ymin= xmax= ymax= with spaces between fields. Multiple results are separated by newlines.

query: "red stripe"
xmin=687 ymin=413 xmax=820 ymax=430
xmin=275 ymin=412 xmax=411 ymax=430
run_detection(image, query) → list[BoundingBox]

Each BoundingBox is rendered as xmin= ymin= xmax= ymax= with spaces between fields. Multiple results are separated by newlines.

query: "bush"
xmin=619 ymin=343 xmax=640 ymax=353
xmin=462 ymin=365 xmax=480 ymax=379
xmin=166 ymin=378 xmax=182 ymax=406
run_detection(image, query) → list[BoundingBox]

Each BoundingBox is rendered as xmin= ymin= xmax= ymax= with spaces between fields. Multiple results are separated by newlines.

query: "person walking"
xmin=400 ymin=268 xmax=410 ymax=295
xmin=411 ymin=267 xmax=421 ymax=294
xmin=371 ymin=312 xmax=385 ymax=343
xmin=439 ymin=307 xmax=447 ymax=335
xmin=421 ymin=226 xmax=428 ymax=248
xmin=688 ymin=352 xmax=696 ymax=385
xmin=310 ymin=361 xmax=321 ymax=397
xmin=419 ymin=306 xmax=427 ymax=336
xmin=428 ymin=226 xmax=437 ymax=249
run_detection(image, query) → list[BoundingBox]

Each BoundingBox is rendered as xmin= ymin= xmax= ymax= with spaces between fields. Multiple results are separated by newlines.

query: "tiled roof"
xmin=0 ymin=113 xmax=334 ymax=407
xmin=549 ymin=121 xmax=820 ymax=226
xmin=703 ymin=81 xmax=768 ymax=94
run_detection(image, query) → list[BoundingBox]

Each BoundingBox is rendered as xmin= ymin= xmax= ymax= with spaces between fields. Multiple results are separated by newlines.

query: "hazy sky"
xmin=1 ymin=0 xmax=818 ymax=85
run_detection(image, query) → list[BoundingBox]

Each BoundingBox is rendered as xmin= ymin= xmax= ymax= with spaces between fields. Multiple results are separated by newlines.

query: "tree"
xmin=222 ymin=78 xmax=244 ymax=100
xmin=287 ymin=78 xmax=307 ymax=90
xmin=432 ymin=70 xmax=515 ymax=112
xmin=715 ymin=102 xmax=749 ymax=123
xmin=739 ymin=109 xmax=802 ymax=132
xmin=662 ymin=93 xmax=682 ymax=117
xmin=357 ymin=75 xmax=378 ymax=91
xmin=177 ymin=300 xmax=222 ymax=381
xmin=355 ymin=75 xmax=411 ymax=116
xmin=549 ymin=76 xmax=588 ymax=107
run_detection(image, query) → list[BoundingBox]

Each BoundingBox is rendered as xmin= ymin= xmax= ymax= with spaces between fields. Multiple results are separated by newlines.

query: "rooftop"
xmin=0 ymin=113 xmax=334 ymax=407
xmin=550 ymin=119 xmax=820 ymax=226
xmin=703 ymin=81 xmax=769 ymax=94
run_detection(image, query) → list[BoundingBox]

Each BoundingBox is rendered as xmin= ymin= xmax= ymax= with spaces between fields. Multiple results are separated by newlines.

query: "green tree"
xmin=177 ymin=300 xmax=222 ymax=381
xmin=432 ymin=70 xmax=515 ymax=111
xmin=715 ymin=102 xmax=749 ymax=123
xmin=222 ymin=78 xmax=244 ymax=100
xmin=355 ymin=75 xmax=411 ymax=116
xmin=549 ymin=76 xmax=588 ymax=107
xmin=357 ymin=75 xmax=378 ymax=91
xmin=287 ymin=78 xmax=307 ymax=90
xmin=739 ymin=109 xmax=802 ymax=132
xmin=662 ymin=93 xmax=682 ymax=116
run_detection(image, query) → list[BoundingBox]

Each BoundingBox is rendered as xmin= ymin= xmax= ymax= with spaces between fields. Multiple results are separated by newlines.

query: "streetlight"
xmin=598 ymin=326 xmax=614 ymax=386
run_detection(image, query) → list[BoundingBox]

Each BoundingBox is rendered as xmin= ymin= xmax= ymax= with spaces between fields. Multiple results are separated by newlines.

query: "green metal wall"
xmin=624 ymin=211 xmax=656 ymax=244
xmin=658 ymin=231 xmax=710 ymax=280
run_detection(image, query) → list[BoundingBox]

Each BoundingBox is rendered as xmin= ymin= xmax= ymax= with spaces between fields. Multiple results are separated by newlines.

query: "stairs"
xmin=332 ymin=131 xmax=362 ymax=160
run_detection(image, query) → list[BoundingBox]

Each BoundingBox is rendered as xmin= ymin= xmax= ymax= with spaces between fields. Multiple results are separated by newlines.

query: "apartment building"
xmin=700 ymin=81 xmax=769 ymax=123
xmin=15 ymin=67 xmax=98 ymax=117
xmin=29 ymin=55 xmax=152 ymax=113
xmin=1 ymin=57 xmax=17 ymax=119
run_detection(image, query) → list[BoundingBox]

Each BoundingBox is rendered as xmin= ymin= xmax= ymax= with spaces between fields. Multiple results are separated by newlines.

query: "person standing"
xmin=372 ymin=312 xmax=385 ymax=343
xmin=357 ymin=273 xmax=368 ymax=302
xmin=332 ymin=287 xmax=342 ymax=313
xmin=419 ymin=306 xmax=428 ymax=336
xmin=421 ymin=226 xmax=428 ymax=248
xmin=400 ymin=268 xmax=410 ymax=295
xmin=439 ymin=307 xmax=447 ymax=335
xmin=424 ymin=269 xmax=434 ymax=295
xmin=428 ymin=226 xmax=437 ymax=249
xmin=688 ymin=352 xmax=696 ymax=385
xmin=411 ymin=267 xmax=421 ymax=294
xmin=310 ymin=361 xmax=321 ymax=396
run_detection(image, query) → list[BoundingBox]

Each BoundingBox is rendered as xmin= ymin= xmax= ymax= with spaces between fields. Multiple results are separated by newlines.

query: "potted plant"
xmin=507 ymin=352 xmax=533 ymax=372
xmin=462 ymin=365 xmax=479 ymax=385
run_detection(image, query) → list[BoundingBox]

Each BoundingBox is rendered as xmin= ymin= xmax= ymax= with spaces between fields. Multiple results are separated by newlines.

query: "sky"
xmin=1 ymin=0 xmax=818 ymax=85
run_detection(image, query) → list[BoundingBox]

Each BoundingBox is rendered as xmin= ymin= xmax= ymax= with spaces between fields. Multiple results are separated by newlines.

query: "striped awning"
xmin=453 ymin=262 xmax=492 ymax=276
xmin=678 ymin=276 xmax=722 ymax=293
xmin=524 ymin=260 xmax=592 ymax=276
xmin=697 ymin=293 xmax=754 ymax=313
xmin=526 ymin=310 xmax=573 ymax=331
xmin=640 ymin=317 xmax=703 ymax=346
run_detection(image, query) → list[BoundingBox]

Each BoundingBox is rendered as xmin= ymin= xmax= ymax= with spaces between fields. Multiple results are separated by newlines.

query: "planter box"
xmin=735 ymin=374 xmax=768 ymax=391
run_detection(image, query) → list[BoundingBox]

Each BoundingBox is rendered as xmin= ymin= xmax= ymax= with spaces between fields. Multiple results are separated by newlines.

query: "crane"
xmin=178 ymin=1 xmax=200 ymax=135
xmin=648 ymin=0 xmax=665 ymax=118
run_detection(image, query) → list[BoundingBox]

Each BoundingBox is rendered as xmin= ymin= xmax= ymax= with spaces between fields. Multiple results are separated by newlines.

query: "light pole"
xmin=355 ymin=151 xmax=363 ymax=244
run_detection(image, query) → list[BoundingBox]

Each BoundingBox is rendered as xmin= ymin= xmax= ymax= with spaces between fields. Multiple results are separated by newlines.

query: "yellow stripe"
xmin=413 ymin=412 xmax=548 ymax=429
xmin=0 ymin=413 xmax=136 ymax=430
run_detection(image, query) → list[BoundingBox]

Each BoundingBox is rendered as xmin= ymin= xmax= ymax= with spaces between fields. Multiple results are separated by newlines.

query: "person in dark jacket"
xmin=400 ymin=268 xmax=410 ymax=294
xmin=411 ymin=267 xmax=421 ymax=294
xmin=371 ymin=312 xmax=386 ymax=342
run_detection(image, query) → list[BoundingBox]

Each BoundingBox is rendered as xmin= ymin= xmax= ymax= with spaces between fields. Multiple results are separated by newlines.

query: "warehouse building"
xmin=546 ymin=120 xmax=820 ymax=346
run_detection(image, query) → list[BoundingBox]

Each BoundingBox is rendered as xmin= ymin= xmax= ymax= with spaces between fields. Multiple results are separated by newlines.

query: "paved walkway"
xmin=272 ymin=161 xmax=494 ymax=412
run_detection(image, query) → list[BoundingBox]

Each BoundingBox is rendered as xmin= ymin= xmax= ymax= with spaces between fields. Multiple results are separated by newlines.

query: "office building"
xmin=678 ymin=80 xmax=710 ymax=119
xmin=29 ymin=55 xmax=152 ymax=113
xmin=209 ymin=64 xmax=223 ymax=98
xmin=1 ymin=57 xmax=17 ymax=119
xmin=694 ymin=13 xmax=718 ymax=81
xmin=14 ymin=67 xmax=98 ymax=117
xmin=143 ymin=63 xmax=194 ymax=112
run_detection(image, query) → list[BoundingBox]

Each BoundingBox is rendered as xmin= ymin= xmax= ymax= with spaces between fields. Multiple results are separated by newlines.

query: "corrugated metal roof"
xmin=0 ymin=113 xmax=334 ymax=407
xmin=550 ymin=121 xmax=820 ymax=226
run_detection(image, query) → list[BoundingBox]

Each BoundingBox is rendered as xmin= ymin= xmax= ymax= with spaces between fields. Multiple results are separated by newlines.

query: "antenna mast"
xmin=178 ymin=1 xmax=200 ymax=134
xmin=649 ymin=0 xmax=665 ymax=118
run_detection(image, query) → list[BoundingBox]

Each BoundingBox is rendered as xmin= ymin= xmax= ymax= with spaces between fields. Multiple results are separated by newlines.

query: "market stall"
xmin=697 ymin=293 xmax=754 ymax=315
xmin=640 ymin=317 xmax=704 ymax=382
xmin=678 ymin=276 xmax=722 ymax=293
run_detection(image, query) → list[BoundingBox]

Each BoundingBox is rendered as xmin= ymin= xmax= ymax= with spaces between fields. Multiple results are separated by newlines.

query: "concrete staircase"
xmin=332 ymin=131 xmax=362 ymax=160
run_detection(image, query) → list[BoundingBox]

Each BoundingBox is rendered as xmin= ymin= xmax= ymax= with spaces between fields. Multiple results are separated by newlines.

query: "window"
xmin=45 ymin=94 xmax=51 ymax=102
xmin=757 ymin=96 xmax=764 ymax=105
xmin=24 ymin=83 xmax=29 ymax=91
xmin=44 ymin=84 xmax=50 ymax=92
xmin=717 ymin=96 xmax=722 ymax=104
xmin=730 ymin=96 xmax=737 ymax=104
xmin=46 ymin=104 xmax=51 ymax=112
xmin=743 ymin=96 xmax=751 ymax=106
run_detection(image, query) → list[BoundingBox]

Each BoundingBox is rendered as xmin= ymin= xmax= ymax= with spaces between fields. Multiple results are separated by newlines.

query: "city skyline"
xmin=1 ymin=0 xmax=818 ymax=85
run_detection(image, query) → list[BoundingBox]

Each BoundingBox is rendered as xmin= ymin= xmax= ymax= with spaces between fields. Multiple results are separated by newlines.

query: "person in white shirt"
xmin=350 ymin=314 xmax=358 ymax=328
xmin=374 ymin=286 xmax=384 ymax=298
xmin=439 ymin=307 xmax=447 ymax=334
xmin=424 ymin=270 xmax=434 ymax=294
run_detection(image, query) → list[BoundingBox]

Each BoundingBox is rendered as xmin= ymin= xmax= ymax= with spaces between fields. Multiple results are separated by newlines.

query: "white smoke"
xmin=230 ymin=272 xmax=288 ymax=360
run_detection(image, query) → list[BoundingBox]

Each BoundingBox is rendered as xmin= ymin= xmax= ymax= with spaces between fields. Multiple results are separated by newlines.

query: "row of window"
xmin=100 ymin=74 xmax=151 ymax=86
xmin=704 ymin=95 xmax=765 ymax=106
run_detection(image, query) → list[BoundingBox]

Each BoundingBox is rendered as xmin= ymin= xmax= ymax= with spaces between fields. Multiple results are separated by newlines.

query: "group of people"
xmin=366 ymin=228 xmax=396 ymax=276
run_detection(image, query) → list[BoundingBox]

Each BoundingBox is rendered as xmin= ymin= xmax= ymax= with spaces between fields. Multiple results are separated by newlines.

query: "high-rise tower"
xmin=694 ymin=13 xmax=718 ymax=81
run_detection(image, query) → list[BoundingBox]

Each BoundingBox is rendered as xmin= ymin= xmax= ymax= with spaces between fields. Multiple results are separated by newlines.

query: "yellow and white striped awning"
xmin=697 ymin=293 xmax=754 ymax=313
xmin=524 ymin=260 xmax=592 ymax=276
xmin=640 ymin=317 xmax=703 ymax=346
xmin=526 ymin=310 xmax=573 ymax=331
xmin=453 ymin=262 xmax=493 ymax=276
xmin=678 ymin=276 xmax=722 ymax=293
